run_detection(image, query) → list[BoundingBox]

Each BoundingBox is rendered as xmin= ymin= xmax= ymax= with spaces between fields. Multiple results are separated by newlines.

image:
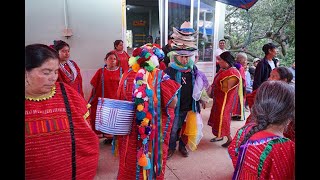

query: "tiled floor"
xmin=94 ymin=107 xmax=249 ymax=180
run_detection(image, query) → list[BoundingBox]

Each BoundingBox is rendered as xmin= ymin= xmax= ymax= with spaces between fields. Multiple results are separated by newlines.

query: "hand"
xmin=206 ymin=86 xmax=213 ymax=98
xmin=200 ymin=100 xmax=206 ymax=109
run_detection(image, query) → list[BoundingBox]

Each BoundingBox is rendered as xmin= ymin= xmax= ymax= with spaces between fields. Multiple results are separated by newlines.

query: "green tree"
xmin=224 ymin=0 xmax=295 ymax=66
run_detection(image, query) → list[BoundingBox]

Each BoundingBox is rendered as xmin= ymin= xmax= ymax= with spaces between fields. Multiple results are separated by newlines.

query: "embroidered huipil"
xmin=25 ymin=82 xmax=99 ymax=180
xmin=58 ymin=60 xmax=84 ymax=97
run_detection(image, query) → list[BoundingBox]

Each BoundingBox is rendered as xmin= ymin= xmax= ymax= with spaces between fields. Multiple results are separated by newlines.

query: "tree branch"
xmin=225 ymin=8 xmax=239 ymax=19
xmin=228 ymin=49 xmax=260 ymax=60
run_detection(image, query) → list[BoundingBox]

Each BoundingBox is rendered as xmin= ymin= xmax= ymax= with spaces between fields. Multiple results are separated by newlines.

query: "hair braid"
xmin=240 ymin=121 xmax=269 ymax=146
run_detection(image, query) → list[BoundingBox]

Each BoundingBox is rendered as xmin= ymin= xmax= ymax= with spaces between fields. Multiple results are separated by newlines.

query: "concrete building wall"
xmin=25 ymin=0 xmax=123 ymax=100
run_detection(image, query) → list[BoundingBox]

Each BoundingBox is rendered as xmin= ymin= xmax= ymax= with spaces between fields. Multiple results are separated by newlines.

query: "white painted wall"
xmin=25 ymin=0 xmax=123 ymax=100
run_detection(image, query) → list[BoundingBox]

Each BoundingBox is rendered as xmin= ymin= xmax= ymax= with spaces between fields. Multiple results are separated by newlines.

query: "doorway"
xmin=126 ymin=0 xmax=159 ymax=55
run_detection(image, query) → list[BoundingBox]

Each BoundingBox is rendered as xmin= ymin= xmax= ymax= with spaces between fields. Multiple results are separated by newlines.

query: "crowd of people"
xmin=25 ymin=21 xmax=295 ymax=179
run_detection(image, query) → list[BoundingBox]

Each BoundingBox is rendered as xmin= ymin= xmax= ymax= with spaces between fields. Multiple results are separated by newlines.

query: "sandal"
xmin=221 ymin=140 xmax=232 ymax=147
xmin=210 ymin=137 xmax=224 ymax=142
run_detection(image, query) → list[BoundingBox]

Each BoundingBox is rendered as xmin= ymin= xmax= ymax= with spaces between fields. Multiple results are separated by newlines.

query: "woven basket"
xmin=95 ymin=97 xmax=135 ymax=135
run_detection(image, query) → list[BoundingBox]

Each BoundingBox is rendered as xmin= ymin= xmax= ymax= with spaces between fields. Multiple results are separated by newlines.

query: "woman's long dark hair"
xmin=240 ymin=81 xmax=295 ymax=145
xmin=53 ymin=40 xmax=70 ymax=52
xmin=25 ymin=44 xmax=59 ymax=71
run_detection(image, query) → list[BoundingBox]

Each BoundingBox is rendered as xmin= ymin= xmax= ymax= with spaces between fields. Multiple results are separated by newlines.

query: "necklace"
xmin=25 ymin=85 xmax=56 ymax=101
xmin=105 ymin=66 xmax=119 ymax=71
xmin=59 ymin=60 xmax=77 ymax=81
xmin=117 ymin=50 xmax=124 ymax=54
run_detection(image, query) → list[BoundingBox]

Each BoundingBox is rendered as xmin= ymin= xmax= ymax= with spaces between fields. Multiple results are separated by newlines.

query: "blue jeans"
xmin=169 ymin=111 xmax=188 ymax=150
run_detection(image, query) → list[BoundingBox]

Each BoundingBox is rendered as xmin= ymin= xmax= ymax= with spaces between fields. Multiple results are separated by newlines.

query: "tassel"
xmin=143 ymin=157 xmax=151 ymax=170
xmin=143 ymin=169 xmax=147 ymax=180
xmin=142 ymin=138 xmax=148 ymax=145
xmin=146 ymin=88 xmax=153 ymax=97
xmin=111 ymin=136 xmax=118 ymax=157
xmin=138 ymin=154 xmax=148 ymax=167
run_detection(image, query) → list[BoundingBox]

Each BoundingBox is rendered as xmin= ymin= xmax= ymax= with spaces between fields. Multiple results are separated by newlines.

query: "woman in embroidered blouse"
xmin=228 ymin=81 xmax=295 ymax=179
xmin=52 ymin=40 xmax=84 ymax=97
xmin=25 ymin=44 xmax=99 ymax=179
xmin=246 ymin=67 xmax=295 ymax=141
xmin=113 ymin=40 xmax=129 ymax=73
xmin=88 ymin=51 xmax=122 ymax=138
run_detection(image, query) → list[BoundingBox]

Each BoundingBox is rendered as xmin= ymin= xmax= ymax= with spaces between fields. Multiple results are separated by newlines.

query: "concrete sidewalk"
xmin=94 ymin=108 xmax=249 ymax=180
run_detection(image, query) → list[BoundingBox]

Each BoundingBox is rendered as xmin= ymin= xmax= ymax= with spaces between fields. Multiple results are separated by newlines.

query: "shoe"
xmin=221 ymin=140 xmax=232 ymax=148
xmin=167 ymin=149 xmax=175 ymax=160
xmin=178 ymin=146 xmax=189 ymax=157
xmin=103 ymin=138 xmax=113 ymax=144
xmin=232 ymin=115 xmax=242 ymax=121
xmin=210 ymin=137 xmax=223 ymax=142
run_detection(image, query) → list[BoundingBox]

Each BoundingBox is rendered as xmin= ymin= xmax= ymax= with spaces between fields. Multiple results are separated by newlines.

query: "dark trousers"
xmin=168 ymin=111 xmax=188 ymax=150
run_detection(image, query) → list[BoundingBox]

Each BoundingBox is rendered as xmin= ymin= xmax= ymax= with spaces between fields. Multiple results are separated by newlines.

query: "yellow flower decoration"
xmin=137 ymin=104 xmax=144 ymax=111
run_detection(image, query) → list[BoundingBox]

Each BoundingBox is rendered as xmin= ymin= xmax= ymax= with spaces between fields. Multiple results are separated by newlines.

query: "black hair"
xmin=262 ymin=43 xmax=276 ymax=55
xmin=104 ymin=51 xmax=120 ymax=67
xmin=219 ymin=39 xmax=226 ymax=42
xmin=285 ymin=68 xmax=294 ymax=83
xmin=219 ymin=51 xmax=235 ymax=67
xmin=274 ymin=67 xmax=293 ymax=83
xmin=240 ymin=81 xmax=295 ymax=145
xmin=53 ymin=40 xmax=70 ymax=52
xmin=114 ymin=40 xmax=123 ymax=49
xmin=25 ymin=44 xmax=59 ymax=71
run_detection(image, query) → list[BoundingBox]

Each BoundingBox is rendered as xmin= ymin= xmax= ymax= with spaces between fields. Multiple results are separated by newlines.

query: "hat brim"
xmin=173 ymin=27 xmax=198 ymax=36
xmin=173 ymin=50 xmax=195 ymax=57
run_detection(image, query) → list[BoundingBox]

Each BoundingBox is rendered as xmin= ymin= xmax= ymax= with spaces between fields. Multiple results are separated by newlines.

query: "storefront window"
xmin=168 ymin=0 xmax=191 ymax=35
xmin=167 ymin=0 xmax=215 ymax=62
xmin=197 ymin=0 xmax=215 ymax=62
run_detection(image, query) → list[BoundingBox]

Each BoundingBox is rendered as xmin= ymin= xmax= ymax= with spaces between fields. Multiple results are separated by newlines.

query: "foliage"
xmin=224 ymin=0 xmax=295 ymax=66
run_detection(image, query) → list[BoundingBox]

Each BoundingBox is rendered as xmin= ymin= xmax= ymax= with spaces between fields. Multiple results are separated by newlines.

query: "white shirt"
xmin=245 ymin=70 xmax=252 ymax=93
xmin=268 ymin=60 xmax=275 ymax=70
